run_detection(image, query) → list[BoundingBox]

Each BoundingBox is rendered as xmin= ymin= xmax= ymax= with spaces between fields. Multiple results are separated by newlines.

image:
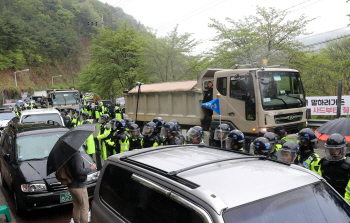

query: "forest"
xmin=1 ymin=0 xmax=350 ymax=100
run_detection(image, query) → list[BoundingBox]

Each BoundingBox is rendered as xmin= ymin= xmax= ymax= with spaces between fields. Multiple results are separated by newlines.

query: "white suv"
xmin=20 ymin=108 xmax=65 ymax=126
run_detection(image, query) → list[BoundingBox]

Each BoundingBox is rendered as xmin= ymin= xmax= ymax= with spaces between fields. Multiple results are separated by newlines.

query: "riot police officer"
xmin=225 ymin=130 xmax=245 ymax=151
xmin=212 ymin=124 xmax=231 ymax=148
xmin=142 ymin=122 xmax=160 ymax=148
xmin=129 ymin=123 xmax=144 ymax=150
xmin=275 ymin=141 xmax=299 ymax=164
xmin=318 ymin=133 xmax=350 ymax=203
xmin=186 ymin=126 xmax=206 ymax=145
xmin=82 ymin=119 xmax=95 ymax=157
xmin=170 ymin=119 xmax=185 ymax=145
xmin=294 ymin=128 xmax=320 ymax=173
xmin=95 ymin=114 xmax=111 ymax=160
xmin=108 ymin=119 xmax=130 ymax=154
xmin=124 ymin=117 xmax=134 ymax=132
xmin=161 ymin=122 xmax=182 ymax=145
xmin=152 ymin=117 xmax=165 ymax=144
xmin=250 ymin=137 xmax=271 ymax=156
xmin=264 ymin=132 xmax=278 ymax=159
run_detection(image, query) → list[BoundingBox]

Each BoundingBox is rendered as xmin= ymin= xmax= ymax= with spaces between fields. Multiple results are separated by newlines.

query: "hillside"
xmin=0 ymin=0 xmax=145 ymax=99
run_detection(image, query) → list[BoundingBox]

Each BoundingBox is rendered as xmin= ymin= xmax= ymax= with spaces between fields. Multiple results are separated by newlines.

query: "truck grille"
xmin=274 ymin=112 xmax=303 ymax=124
xmin=49 ymin=182 xmax=68 ymax=192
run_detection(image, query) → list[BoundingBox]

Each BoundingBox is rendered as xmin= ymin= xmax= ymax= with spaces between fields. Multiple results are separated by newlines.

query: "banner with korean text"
xmin=306 ymin=96 xmax=349 ymax=115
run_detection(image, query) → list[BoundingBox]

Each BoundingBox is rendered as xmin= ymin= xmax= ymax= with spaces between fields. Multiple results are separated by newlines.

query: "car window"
xmin=21 ymin=114 xmax=62 ymax=125
xmin=16 ymin=132 xmax=65 ymax=161
xmin=99 ymin=165 xmax=205 ymax=223
xmin=223 ymin=182 xmax=350 ymax=223
xmin=0 ymin=113 xmax=16 ymax=120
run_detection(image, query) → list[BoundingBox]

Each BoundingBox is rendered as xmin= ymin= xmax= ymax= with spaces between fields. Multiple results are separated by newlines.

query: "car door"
xmin=0 ymin=128 xmax=9 ymax=183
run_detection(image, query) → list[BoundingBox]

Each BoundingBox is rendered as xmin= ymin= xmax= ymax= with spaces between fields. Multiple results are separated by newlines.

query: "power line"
xmin=290 ymin=0 xmax=322 ymax=13
xmin=157 ymin=0 xmax=224 ymax=30
xmin=122 ymin=0 xmax=134 ymax=8
xmin=158 ymin=0 xmax=229 ymax=31
xmin=283 ymin=0 xmax=314 ymax=11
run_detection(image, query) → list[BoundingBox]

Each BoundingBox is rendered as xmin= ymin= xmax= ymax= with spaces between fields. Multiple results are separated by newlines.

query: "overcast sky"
xmin=99 ymin=0 xmax=350 ymax=54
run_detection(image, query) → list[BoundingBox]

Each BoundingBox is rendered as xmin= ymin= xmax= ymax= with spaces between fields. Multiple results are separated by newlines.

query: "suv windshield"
xmin=17 ymin=132 xmax=65 ymax=161
xmin=22 ymin=114 xmax=62 ymax=125
xmin=258 ymin=71 xmax=306 ymax=110
xmin=223 ymin=182 xmax=350 ymax=223
xmin=0 ymin=113 xmax=16 ymax=120
xmin=52 ymin=92 xmax=79 ymax=105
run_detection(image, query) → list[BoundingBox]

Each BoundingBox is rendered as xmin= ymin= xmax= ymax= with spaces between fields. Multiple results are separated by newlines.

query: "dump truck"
xmin=124 ymin=68 xmax=307 ymax=141
xmin=45 ymin=89 xmax=80 ymax=110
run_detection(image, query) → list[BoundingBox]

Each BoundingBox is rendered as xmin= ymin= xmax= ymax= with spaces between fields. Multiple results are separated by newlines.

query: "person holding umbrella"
xmin=294 ymin=128 xmax=320 ymax=173
xmin=47 ymin=124 xmax=97 ymax=223
xmin=317 ymin=133 xmax=350 ymax=203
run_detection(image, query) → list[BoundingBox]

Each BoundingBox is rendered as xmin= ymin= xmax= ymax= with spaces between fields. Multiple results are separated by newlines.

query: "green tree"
xmin=140 ymin=26 xmax=206 ymax=82
xmin=78 ymin=21 xmax=146 ymax=99
xmin=208 ymin=6 xmax=312 ymax=68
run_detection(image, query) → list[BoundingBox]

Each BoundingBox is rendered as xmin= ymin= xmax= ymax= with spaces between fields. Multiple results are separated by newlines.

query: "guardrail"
xmin=307 ymin=119 xmax=329 ymax=127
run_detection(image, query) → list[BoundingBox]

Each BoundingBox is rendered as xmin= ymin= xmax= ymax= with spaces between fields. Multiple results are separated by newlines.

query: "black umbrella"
xmin=315 ymin=117 xmax=350 ymax=142
xmin=46 ymin=124 xmax=96 ymax=176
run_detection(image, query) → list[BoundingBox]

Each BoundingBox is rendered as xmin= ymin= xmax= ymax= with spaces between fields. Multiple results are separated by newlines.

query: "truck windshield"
xmin=258 ymin=71 xmax=306 ymax=110
xmin=52 ymin=92 xmax=79 ymax=105
xmin=223 ymin=182 xmax=350 ymax=223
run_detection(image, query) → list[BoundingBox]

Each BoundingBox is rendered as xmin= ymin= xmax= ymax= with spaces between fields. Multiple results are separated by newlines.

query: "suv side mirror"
xmin=4 ymin=154 xmax=10 ymax=162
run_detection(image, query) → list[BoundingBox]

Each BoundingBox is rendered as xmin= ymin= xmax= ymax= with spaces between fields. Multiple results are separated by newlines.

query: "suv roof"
xmin=108 ymin=145 xmax=322 ymax=212
xmin=21 ymin=108 xmax=60 ymax=115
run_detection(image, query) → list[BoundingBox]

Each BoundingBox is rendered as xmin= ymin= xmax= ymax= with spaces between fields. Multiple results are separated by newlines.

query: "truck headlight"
xmin=21 ymin=184 xmax=47 ymax=192
xmin=87 ymin=171 xmax=100 ymax=182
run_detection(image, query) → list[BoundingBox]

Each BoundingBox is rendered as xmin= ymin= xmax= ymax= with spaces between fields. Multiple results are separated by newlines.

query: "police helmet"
xmin=276 ymin=141 xmax=299 ymax=164
xmin=142 ymin=122 xmax=157 ymax=135
xmin=129 ymin=124 xmax=140 ymax=138
xmin=153 ymin=117 xmax=164 ymax=129
xmin=98 ymin=114 xmax=109 ymax=123
xmin=214 ymin=124 xmax=231 ymax=141
xmin=225 ymin=130 xmax=245 ymax=150
xmin=296 ymin=128 xmax=318 ymax=145
xmin=160 ymin=122 xmax=177 ymax=138
xmin=115 ymin=119 xmax=126 ymax=130
xmin=82 ymin=112 xmax=89 ymax=120
xmin=325 ymin=133 xmax=347 ymax=161
xmin=170 ymin=119 xmax=181 ymax=131
xmin=186 ymin=126 xmax=203 ymax=144
xmin=274 ymin=125 xmax=286 ymax=138
xmin=250 ymin=137 xmax=271 ymax=156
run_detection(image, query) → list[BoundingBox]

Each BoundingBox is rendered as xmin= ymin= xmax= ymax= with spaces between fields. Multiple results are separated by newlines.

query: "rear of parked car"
xmin=91 ymin=145 xmax=350 ymax=223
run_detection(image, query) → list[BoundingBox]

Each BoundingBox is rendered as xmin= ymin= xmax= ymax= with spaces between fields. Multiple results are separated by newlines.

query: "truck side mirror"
xmin=52 ymin=94 xmax=56 ymax=99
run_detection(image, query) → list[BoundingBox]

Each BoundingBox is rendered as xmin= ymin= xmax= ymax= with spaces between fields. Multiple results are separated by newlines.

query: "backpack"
xmin=56 ymin=162 xmax=74 ymax=185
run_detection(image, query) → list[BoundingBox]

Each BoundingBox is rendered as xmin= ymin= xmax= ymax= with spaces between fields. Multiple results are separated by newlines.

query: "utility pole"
xmin=102 ymin=13 xmax=104 ymax=28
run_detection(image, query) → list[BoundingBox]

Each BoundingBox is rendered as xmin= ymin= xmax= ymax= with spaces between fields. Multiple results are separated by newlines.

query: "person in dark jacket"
xmin=68 ymin=152 xmax=96 ymax=223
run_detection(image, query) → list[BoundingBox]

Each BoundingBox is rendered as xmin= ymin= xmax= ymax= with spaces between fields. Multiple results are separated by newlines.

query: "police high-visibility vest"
xmin=85 ymin=134 xmax=95 ymax=154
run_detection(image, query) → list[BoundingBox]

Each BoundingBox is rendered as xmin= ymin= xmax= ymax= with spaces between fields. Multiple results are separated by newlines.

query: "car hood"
xmin=19 ymin=160 xmax=56 ymax=183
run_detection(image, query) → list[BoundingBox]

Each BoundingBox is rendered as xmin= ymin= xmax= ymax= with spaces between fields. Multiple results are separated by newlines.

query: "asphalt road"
xmin=0 ymin=174 xmax=72 ymax=223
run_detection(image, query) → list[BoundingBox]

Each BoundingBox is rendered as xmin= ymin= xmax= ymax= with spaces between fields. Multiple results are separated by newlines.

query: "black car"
xmin=0 ymin=121 xmax=99 ymax=214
